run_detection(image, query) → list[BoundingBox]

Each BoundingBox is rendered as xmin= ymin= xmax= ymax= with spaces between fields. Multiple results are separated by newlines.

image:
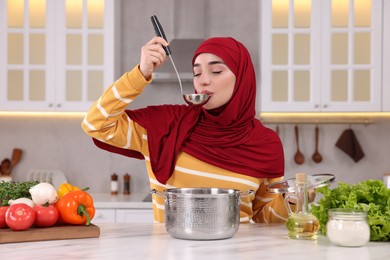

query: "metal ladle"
xmin=151 ymin=15 xmax=210 ymax=106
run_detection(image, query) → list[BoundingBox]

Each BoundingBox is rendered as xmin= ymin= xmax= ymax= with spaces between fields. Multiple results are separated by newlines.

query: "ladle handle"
xmin=151 ymin=15 xmax=171 ymax=55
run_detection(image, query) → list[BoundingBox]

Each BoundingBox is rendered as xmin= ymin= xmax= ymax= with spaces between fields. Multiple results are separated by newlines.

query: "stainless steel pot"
xmin=152 ymin=188 xmax=253 ymax=240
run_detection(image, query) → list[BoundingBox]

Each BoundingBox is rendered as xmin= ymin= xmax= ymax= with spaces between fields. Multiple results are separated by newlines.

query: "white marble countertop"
xmin=0 ymin=223 xmax=389 ymax=260
xmin=90 ymin=192 xmax=152 ymax=209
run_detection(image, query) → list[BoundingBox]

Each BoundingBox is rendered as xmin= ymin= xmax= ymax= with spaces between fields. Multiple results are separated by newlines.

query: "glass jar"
xmin=326 ymin=208 xmax=370 ymax=247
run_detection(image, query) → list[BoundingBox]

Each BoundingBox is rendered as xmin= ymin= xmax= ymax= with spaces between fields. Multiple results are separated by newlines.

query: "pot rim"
xmin=151 ymin=188 xmax=254 ymax=198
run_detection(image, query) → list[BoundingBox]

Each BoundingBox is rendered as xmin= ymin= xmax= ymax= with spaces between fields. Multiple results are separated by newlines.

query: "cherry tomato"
xmin=33 ymin=205 xmax=59 ymax=227
xmin=5 ymin=203 xmax=35 ymax=231
xmin=0 ymin=206 xmax=10 ymax=228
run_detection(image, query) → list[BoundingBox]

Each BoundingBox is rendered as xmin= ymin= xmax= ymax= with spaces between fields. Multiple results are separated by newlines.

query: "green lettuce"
xmin=311 ymin=179 xmax=390 ymax=241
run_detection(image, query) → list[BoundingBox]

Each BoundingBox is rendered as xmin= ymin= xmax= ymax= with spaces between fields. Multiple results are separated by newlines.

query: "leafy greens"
xmin=311 ymin=179 xmax=390 ymax=242
xmin=0 ymin=180 xmax=39 ymax=206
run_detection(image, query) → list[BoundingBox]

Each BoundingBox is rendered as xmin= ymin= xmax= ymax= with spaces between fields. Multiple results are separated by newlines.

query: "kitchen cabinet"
xmin=93 ymin=208 xmax=154 ymax=224
xmin=93 ymin=209 xmax=116 ymax=223
xmin=116 ymin=209 xmax=154 ymax=223
xmin=260 ymin=0 xmax=382 ymax=112
xmin=0 ymin=0 xmax=120 ymax=112
xmin=91 ymin=193 xmax=154 ymax=224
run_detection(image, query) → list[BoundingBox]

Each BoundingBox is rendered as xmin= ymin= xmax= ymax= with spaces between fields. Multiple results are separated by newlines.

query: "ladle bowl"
xmin=183 ymin=94 xmax=210 ymax=105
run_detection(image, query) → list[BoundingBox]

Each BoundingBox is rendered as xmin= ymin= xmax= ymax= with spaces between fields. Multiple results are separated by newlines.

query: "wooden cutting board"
xmin=0 ymin=224 xmax=100 ymax=244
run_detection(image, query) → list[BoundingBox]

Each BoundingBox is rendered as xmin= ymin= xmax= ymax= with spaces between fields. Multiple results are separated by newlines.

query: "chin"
xmin=202 ymin=103 xmax=215 ymax=110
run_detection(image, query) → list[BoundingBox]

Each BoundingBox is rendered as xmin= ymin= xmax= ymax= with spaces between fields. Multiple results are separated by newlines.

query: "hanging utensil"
xmin=312 ymin=126 xmax=323 ymax=163
xmin=294 ymin=125 xmax=304 ymax=165
xmin=151 ymin=15 xmax=210 ymax=106
xmin=9 ymin=148 xmax=22 ymax=175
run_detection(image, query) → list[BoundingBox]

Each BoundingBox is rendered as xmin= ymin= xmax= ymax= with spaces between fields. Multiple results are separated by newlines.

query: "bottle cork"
xmin=123 ymin=173 xmax=130 ymax=195
xmin=111 ymin=173 xmax=118 ymax=195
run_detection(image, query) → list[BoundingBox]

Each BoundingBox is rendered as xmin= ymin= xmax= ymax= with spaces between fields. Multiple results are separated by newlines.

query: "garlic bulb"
xmin=29 ymin=182 xmax=58 ymax=206
xmin=8 ymin=198 xmax=35 ymax=208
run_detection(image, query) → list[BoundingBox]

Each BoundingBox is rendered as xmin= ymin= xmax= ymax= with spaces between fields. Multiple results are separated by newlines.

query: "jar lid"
xmin=328 ymin=208 xmax=367 ymax=220
xmin=266 ymin=173 xmax=335 ymax=193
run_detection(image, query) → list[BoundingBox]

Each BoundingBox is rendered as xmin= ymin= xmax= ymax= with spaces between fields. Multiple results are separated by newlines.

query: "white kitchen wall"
xmin=1 ymin=116 xmax=390 ymax=193
xmin=1 ymin=0 xmax=389 ymax=193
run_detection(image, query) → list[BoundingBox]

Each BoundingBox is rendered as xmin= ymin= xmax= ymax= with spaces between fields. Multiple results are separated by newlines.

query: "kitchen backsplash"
xmin=1 ymin=115 xmax=390 ymax=193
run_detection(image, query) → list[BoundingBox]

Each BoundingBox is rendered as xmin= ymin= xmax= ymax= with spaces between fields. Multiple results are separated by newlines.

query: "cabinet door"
xmin=0 ymin=0 xmax=118 ymax=112
xmin=115 ymin=209 xmax=154 ymax=223
xmin=321 ymin=0 xmax=382 ymax=112
xmin=93 ymin=208 xmax=116 ymax=223
xmin=261 ymin=0 xmax=322 ymax=112
xmin=0 ymin=0 xmax=56 ymax=111
xmin=55 ymin=0 xmax=116 ymax=112
xmin=260 ymin=0 xmax=382 ymax=112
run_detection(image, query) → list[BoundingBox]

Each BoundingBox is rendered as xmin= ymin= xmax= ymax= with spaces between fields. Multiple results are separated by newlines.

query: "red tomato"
xmin=5 ymin=203 xmax=35 ymax=231
xmin=33 ymin=205 xmax=59 ymax=227
xmin=0 ymin=206 xmax=10 ymax=228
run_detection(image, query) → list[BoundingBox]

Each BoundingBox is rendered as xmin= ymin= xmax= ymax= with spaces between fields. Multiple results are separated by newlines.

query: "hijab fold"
xmin=94 ymin=37 xmax=284 ymax=184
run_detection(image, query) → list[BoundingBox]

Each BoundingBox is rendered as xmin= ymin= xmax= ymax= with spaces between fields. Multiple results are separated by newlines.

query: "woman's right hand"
xmin=139 ymin=37 xmax=169 ymax=80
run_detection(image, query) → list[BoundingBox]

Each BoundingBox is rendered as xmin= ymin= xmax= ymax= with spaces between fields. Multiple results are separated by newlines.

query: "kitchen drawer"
xmin=115 ymin=209 xmax=153 ymax=223
xmin=93 ymin=209 xmax=116 ymax=223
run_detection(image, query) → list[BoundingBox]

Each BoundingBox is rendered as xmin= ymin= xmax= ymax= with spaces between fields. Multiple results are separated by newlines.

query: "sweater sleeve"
xmin=81 ymin=65 xmax=152 ymax=153
xmin=251 ymin=177 xmax=290 ymax=223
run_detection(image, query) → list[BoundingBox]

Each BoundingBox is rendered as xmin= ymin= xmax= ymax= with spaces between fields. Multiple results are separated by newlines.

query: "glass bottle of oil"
xmin=285 ymin=173 xmax=320 ymax=240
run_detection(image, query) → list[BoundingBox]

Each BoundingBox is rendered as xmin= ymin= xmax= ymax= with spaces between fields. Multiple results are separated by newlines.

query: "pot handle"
xmin=151 ymin=189 xmax=164 ymax=197
xmin=239 ymin=189 xmax=255 ymax=198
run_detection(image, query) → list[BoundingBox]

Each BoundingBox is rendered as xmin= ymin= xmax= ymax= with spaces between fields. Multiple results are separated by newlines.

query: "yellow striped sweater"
xmin=82 ymin=65 xmax=289 ymax=223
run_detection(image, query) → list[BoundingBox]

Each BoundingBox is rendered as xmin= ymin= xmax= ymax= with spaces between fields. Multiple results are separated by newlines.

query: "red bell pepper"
xmin=55 ymin=190 xmax=95 ymax=226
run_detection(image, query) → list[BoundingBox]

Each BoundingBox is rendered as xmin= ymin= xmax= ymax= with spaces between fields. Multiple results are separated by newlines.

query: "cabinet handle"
xmin=314 ymin=104 xmax=319 ymax=108
xmin=57 ymin=104 xmax=62 ymax=108
xmin=48 ymin=103 xmax=53 ymax=108
xmin=323 ymin=104 xmax=328 ymax=108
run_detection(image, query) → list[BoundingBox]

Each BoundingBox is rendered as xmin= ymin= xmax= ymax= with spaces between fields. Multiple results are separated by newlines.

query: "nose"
xmin=198 ymin=72 xmax=210 ymax=86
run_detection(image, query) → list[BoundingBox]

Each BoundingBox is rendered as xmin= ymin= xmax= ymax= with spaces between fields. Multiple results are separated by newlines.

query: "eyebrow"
xmin=193 ymin=61 xmax=226 ymax=68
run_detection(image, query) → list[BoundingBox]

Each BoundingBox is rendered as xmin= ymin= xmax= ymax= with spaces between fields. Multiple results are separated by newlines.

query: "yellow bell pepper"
xmin=57 ymin=183 xmax=88 ymax=199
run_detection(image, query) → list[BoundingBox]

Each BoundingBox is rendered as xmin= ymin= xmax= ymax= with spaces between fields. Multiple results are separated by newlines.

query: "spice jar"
xmin=326 ymin=208 xmax=370 ymax=247
xmin=111 ymin=173 xmax=119 ymax=195
xmin=123 ymin=173 xmax=130 ymax=195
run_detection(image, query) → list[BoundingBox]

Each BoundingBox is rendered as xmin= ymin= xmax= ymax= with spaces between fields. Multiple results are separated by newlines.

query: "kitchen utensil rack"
xmin=27 ymin=169 xmax=68 ymax=189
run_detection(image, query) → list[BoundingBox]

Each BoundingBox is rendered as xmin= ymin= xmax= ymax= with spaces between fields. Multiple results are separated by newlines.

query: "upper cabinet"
xmin=0 ymin=0 xmax=120 ymax=112
xmin=260 ymin=0 xmax=382 ymax=112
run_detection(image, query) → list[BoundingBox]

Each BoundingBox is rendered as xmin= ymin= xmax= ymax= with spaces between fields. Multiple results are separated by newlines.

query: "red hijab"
xmin=94 ymin=37 xmax=284 ymax=184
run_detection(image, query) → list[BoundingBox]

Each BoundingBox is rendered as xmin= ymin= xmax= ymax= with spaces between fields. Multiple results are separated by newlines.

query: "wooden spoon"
xmin=312 ymin=126 xmax=323 ymax=163
xmin=9 ymin=148 xmax=23 ymax=175
xmin=294 ymin=126 xmax=305 ymax=165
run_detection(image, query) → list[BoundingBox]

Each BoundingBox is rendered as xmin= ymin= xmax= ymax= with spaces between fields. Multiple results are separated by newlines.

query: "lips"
xmin=201 ymin=90 xmax=213 ymax=95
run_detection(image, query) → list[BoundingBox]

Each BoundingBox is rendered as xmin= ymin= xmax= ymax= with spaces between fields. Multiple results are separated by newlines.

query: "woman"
xmin=82 ymin=36 xmax=289 ymax=223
